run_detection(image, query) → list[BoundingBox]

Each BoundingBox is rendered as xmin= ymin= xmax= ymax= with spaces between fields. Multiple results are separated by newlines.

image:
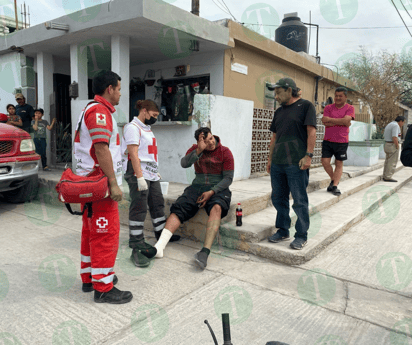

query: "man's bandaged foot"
xmin=154 ymin=229 xmax=173 ymax=258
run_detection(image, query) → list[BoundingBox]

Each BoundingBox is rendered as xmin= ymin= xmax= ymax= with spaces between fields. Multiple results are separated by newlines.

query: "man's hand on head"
xmin=196 ymin=133 xmax=208 ymax=155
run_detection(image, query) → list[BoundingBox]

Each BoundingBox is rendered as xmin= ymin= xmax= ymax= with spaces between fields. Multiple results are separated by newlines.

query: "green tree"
xmin=340 ymin=47 xmax=412 ymax=134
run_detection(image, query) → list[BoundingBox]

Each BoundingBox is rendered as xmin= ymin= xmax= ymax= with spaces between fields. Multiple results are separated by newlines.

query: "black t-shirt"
xmin=16 ymin=103 xmax=35 ymax=128
xmin=269 ymin=99 xmax=317 ymax=165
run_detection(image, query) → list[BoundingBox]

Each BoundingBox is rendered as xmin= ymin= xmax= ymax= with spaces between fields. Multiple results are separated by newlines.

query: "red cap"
xmin=0 ymin=113 xmax=8 ymax=123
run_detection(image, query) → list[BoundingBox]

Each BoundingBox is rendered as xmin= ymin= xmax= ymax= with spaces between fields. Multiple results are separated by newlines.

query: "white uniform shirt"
xmin=74 ymin=98 xmax=122 ymax=186
xmin=121 ymin=117 xmax=159 ymax=181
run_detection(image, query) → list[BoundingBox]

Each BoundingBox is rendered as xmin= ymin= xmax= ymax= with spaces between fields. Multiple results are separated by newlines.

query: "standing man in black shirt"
xmin=15 ymin=93 xmax=35 ymax=133
xmin=266 ymin=78 xmax=317 ymax=250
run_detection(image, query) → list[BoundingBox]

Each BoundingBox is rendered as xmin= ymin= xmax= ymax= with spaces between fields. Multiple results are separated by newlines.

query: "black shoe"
xmin=155 ymin=230 xmax=181 ymax=242
xmin=327 ymin=180 xmax=334 ymax=192
xmin=134 ymin=238 xmax=157 ymax=259
xmin=194 ymin=251 xmax=208 ymax=269
xmin=331 ymin=186 xmax=341 ymax=196
xmin=268 ymin=232 xmax=290 ymax=243
xmin=131 ymin=249 xmax=150 ymax=267
xmin=94 ymin=286 xmax=133 ymax=304
xmin=82 ymin=275 xmax=118 ymax=292
xmin=383 ymin=178 xmax=397 ymax=182
xmin=290 ymin=237 xmax=307 ymax=250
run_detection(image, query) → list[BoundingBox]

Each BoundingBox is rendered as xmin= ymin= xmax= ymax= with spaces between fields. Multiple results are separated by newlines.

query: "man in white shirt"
xmin=382 ymin=116 xmax=405 ymax=182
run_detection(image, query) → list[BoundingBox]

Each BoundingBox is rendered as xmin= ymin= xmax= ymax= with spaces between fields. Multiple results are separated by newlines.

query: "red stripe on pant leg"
xmin=81 ymin=204 xmax=92 ymax=284
xmin=89 ymin=198 xmax=120 ymax=293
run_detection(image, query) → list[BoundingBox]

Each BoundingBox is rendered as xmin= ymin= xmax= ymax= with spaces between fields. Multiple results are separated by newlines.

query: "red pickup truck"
xmin=0 ymin=113 xmax=40 ymax=203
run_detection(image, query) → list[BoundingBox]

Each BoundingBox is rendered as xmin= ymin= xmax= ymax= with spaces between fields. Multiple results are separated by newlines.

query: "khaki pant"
xmin=383 ymin=142 xmax=399 ymax=179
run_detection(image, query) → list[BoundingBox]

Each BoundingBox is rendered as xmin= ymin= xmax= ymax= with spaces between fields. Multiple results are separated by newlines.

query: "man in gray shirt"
xmin=382 ymin=116 xmax=405 ymax=182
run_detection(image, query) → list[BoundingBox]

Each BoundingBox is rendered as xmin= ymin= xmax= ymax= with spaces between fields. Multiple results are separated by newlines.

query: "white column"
xmin=37 ymin=52 xmax=54 ymax=167
xmin=111 ymin=35 xmax=130 ymax=127
xmin=70 ymin=44 xmax=88 ymax=100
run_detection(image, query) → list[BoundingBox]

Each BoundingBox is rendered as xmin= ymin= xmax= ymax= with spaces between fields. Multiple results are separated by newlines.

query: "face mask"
xmin=144 ymin=116 xmax=157 ymax=125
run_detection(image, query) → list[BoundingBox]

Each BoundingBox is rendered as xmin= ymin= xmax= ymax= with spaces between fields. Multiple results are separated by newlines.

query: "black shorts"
xmin=170 ymin=185 xmax=232 ymax=223
xmin=322 ymin=140 xmax=349 ymax=161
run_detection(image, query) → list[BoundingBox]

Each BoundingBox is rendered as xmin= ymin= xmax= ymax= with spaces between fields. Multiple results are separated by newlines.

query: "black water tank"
xmin=275 ymin=12 xmax=308 ymax=53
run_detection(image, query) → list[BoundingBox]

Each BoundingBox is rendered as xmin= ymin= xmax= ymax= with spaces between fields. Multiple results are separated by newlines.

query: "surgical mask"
xmin=145 ymin=116 xmax=157 ymax=125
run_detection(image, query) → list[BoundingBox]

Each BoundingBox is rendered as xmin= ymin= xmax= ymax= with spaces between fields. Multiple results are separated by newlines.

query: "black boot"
xmin=82 ymin=274 xmax=118 ymax=293
xmin=155 ymin=229 xmax=181 ymax=242
xmin=94 ymin=287 xmax=133 ymax=304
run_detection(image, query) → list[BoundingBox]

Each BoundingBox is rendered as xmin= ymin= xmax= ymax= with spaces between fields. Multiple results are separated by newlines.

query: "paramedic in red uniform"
xmin=74 ymin=70 xmax=133 ymax=304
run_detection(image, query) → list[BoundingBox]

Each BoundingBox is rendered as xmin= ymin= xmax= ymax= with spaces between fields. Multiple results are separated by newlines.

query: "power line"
xmin=400 ymin=0 xmax=412 ymax=19
xmin=390 ymin=0 xmax=412 ymax=37
xmin=217 ymin=0 xmax=238 ymax=22
xmin=211 ymin=0 xmax=231 ymax=16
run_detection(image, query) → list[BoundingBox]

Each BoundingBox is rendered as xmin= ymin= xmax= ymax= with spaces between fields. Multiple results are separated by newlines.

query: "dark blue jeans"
xmin=270 ymin=164 xmax=310 ymax=240
xmin=34 ymin=138 xmax=47 ymax=168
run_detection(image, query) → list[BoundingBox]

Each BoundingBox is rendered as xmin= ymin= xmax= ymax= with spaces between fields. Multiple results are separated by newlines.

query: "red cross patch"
xmin=96 ymin=113 xmax=106 ymax=126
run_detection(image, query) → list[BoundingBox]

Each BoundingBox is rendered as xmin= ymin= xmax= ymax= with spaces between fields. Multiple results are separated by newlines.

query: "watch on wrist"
xmin=305 ymin=152 xmax=313 ymax=158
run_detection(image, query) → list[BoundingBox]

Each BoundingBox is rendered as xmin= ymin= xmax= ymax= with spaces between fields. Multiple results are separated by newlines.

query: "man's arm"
xmin=393 ymin=136 xmax=399 ymax=149
xmin=211 ymin=148 xmax=235 ymax=194
xmin=266 ymin=132 xmax=276 ymax=173
xmin=181 ymin=148 xmax=202 ymax=168
xmin=325 ymin=116 xmax=352 ymax=127
xmin=307 ymin=125 xmax=316 ymax=153
xmin=94 ymin=142 xmax=122 ymax=201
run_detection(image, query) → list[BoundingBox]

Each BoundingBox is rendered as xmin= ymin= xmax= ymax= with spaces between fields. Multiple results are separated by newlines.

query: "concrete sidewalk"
xmin=1 ymin=178 xmax=412 ymax=344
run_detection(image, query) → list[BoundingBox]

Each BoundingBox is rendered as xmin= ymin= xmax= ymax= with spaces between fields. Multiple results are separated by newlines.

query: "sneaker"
xmin=383 ymin=178 xmax=397 ymax=182
xmin=331 ymin=186 xmax=341 ymax=196
xmin=43 ymin=167 xmax=51 ymax=171
xmin=82 ymin=274 xmax=118 ymax=293
xmin=268 ymin=232 xmax=290 ymax=243
xmin=134 ymin=238 xmax=157 ymax=258
xmin=327 ymin=180 xmax=334 ymax=192
xmin=94 ymin=286 xmax=133 ymax=304
xmin=290 ymin=237 xmax=307 ymax=250
xmin=194 ymin=251 xmax=208 ymax=269
xmin=155 ymin=230 xmax=181 ymax=242
xmin=131 ymin=249 xmax=150 ymax=267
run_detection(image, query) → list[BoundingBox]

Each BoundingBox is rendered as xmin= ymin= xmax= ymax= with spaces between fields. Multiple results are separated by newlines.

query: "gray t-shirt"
xmin=31 ymin=119 xmax=49 ymax=139
xmin=384 ymin=121 xmax=400 ymax=142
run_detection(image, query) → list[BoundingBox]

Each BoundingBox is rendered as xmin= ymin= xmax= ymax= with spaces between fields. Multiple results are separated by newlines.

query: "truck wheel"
xmin=2 ymin=176 xmax=39 ymax=203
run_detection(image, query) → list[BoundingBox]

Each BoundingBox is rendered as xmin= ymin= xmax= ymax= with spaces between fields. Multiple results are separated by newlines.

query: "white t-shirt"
xmin=121 ymin=117 xmax=159 ymax=181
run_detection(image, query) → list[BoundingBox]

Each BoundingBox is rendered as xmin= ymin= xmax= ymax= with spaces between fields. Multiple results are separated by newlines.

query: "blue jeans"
xmin=270 ymin=164 xmax=310 ymax=240
xmin=34 ymin=138 xmax=47 ymax=168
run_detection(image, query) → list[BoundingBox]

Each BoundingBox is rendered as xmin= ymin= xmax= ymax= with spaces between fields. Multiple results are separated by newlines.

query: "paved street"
xmin=1 ymin=181 xmax=412 ymax=345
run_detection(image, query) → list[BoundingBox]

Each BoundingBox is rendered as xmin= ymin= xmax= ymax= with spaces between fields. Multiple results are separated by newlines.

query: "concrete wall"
xmin=0 ymin=52 xmax=21 ymax=109
xmin=349 ymin=121 xmax=374 ymax=141
xmin=130 ymin=51 xmax=224 ymax=101
xmin=209 ymin=95 xmax=254 ymax=181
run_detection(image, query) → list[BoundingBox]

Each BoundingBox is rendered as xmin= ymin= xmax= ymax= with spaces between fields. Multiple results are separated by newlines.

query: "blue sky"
xmin=5 ymin=0 xmax=412 ymax=68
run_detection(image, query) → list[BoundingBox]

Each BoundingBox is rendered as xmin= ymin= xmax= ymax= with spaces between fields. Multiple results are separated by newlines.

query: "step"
xmin=220 ymin=162 xmax=405 ymax=244
xmin=236 ymin=167 xmax=412 ymax=265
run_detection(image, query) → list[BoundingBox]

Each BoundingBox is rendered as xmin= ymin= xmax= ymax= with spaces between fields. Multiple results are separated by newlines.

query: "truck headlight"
xmin=20 ymin=139 xmax=35 ymax=152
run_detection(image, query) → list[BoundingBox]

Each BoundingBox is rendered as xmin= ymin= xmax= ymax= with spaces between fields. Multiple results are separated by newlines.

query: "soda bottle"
xmin=236 ymin=203 xmax=242 ymax=226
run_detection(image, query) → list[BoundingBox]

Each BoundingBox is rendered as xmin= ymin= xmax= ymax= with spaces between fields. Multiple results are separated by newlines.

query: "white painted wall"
xmin=130 ymin=51 xmax=224 ymax=101
xmin=151 ymin=123 xmax=198 ymax=184
xmin=0 ymin=52 xmax=21 ymax=111
xmin=209 ymin=95 xmax=254 ymax=181
xmin=349 ymin=121 xmax=373 ymax=141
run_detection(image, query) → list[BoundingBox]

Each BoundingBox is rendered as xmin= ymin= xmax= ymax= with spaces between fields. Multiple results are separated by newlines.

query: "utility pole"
xmin=191 ymin=0 xmax=199 ymax=16
xmin=14 ymin=0 xmax=18 ymax=30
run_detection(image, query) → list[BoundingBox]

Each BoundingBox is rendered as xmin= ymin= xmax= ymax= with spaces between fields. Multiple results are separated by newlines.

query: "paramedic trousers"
xmin=80 ymin=197 xmax=119 ymax=293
